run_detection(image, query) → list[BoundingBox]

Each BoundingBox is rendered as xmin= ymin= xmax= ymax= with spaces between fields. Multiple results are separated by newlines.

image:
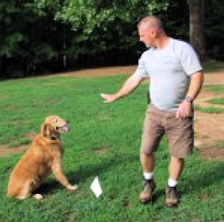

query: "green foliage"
xmin=0 ymin=0 xmax=66 ymax=77
xmin=1 ymin=0 xmax=224 ymax=77
xmin=54 ymin=0 xmax=169 ymax=30
xmin=34 ymin=0 xmax=169 ymax=58
xmin=0 ymin=75 xmax=223 ymax=221
xmin=0 ymin=1 xmax=25 ymax=58
xmin=0 ymin=33 xmax=25 ymax=58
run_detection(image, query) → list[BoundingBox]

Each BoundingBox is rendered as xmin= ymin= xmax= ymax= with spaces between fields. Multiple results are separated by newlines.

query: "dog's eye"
xmin=54 ymin=119 xmax=58 ymax=123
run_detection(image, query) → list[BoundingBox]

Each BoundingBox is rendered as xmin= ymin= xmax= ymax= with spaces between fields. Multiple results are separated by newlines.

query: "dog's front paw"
xmin=67 ymin=184 xmax=78 ymax=191
xmin=33 ymin=193 xmax=44 ymax=200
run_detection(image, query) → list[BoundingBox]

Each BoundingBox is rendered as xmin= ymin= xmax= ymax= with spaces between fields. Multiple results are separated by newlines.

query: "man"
xmin=100 ymin=15 xmax=203 ymax=207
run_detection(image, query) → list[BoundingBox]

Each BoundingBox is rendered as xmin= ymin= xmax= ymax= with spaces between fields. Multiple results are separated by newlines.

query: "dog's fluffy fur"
xmin=7 ymin=116 xmax=77 ymax=200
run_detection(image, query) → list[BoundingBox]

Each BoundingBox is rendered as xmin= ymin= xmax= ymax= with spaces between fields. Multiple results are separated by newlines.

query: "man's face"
xmin=138 ymin=24 xmax=155 ymax=48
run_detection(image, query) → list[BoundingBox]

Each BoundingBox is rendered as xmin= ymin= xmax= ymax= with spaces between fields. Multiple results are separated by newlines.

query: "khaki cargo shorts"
xmin=140 ymin=104 xmax=194 ymax=158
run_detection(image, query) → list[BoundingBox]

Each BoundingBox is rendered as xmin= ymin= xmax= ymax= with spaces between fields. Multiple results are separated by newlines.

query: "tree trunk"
xmin=188 ymin=0 xmax=207 ymax=61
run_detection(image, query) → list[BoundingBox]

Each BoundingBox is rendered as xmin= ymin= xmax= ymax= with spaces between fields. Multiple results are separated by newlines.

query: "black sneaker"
xmin=139 ymin=178 xmax=156 ymax=204
xmin=166 ymin=186 xmax=179 ymax=207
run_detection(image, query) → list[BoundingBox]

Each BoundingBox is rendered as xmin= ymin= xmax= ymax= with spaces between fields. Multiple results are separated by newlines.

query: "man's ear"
xmin=151 ymin=29 xmax=156 ymax=38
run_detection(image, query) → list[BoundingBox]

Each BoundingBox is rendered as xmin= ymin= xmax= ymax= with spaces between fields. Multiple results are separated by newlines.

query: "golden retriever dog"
xmin=7 ymin=115 xmax=78 ymax=200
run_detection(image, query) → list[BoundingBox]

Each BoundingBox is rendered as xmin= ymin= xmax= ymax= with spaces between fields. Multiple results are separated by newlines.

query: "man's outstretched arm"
xmin=100 ymin=74 xmax=143 ymax=103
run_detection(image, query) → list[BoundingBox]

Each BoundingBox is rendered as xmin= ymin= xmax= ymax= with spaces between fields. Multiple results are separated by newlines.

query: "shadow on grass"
xmin=24 ymin=157 xmax=224 ymax=201
xmin=35 ymin=154 xmax=224 ymax=198
xmin=153 ymin=189 xmax=165 ymax=203
xmin=183 ymin=163 xmax=224 ymax=194
xmin=203 ymin=60 xmax=224 ymax=73
xmin=36 ymin=154 xmax=139 ymax=195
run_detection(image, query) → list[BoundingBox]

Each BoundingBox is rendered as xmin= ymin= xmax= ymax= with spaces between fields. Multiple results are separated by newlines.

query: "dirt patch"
xmin=199 ymin=147 xmax=224 ymax=161
xmin=94 ymin=148 xmax=108 ymax=156
xmin=0 ymin=133 xmax=35 ymax=157
xmin=203 ymin=70 xmax=224 ymax=85
xmin=194 ymin=110 xmax=224 ymax=148
xmin=24 ymin=133 xmax=36 ymax=141
xmin=193 ymin=71 xmax=224 ymax=160
xmin=47 ymin=65 xmax=136 ymax=78
xmin=195 ymin=91 xmax=224 ymax=108
xmin=0 ymin=144 xmax=27 ymax=157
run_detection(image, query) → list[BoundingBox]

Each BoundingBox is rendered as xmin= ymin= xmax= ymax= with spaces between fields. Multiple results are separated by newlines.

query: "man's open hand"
xmin=100 ymin=93 xmax=118 ymax=103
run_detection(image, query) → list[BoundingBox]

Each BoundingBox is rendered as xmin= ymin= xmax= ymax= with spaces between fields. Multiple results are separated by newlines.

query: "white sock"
xmin=168 ymin=178 xmax=178 ymax=187
xmin=143 ymin=172 xmax=153 ymax=180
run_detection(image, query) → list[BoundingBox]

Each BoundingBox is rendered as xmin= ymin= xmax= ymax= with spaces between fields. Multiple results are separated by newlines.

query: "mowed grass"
xmin=0 ymin=75 xmax=223 ymax=222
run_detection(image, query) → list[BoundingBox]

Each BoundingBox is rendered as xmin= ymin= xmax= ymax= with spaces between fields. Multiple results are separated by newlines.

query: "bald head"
xmin=138 ymin=16 xmax=164 ymax=32
xmin=137 ymin=15 xmax=167 ymax=48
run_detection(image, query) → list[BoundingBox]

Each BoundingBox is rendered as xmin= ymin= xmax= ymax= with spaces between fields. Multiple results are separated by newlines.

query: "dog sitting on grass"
xmin=7 ymin=116 xmax=78 ymax=200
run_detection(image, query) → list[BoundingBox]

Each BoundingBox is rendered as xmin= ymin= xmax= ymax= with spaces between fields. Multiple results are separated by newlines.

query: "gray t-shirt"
xmin=134 ymin=38 xmax=202 ymax=111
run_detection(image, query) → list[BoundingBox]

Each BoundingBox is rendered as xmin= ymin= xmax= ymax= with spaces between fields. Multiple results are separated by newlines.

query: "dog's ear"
xmin=41 ymin=123 xmax=54 ymax=138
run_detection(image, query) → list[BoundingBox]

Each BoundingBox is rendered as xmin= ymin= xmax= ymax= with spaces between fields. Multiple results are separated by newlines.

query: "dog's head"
xmin=40 ymin=116 xmax=70 ymax=139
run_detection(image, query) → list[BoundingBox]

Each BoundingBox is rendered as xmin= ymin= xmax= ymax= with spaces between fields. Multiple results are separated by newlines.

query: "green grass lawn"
xmin=0 ymin=75 xmax=223 ymax=222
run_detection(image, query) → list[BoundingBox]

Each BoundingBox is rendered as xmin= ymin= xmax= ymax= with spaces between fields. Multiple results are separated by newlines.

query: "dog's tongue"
xmin=61 ymin=126 xmax=70 ymax=131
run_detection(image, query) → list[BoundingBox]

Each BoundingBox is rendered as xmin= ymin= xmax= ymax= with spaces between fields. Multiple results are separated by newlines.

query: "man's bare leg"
xmin=166 ymin=156 xmax=184 ymax=207
xmin=139 ymin=153 xmax=156 ymax=203
xmin=140 ymin=152 xmax=155 ymax=173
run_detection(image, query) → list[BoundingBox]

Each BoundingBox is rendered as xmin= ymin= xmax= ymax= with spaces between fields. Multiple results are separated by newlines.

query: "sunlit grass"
xmin=0 ymin=75 xmax=223 ymax=222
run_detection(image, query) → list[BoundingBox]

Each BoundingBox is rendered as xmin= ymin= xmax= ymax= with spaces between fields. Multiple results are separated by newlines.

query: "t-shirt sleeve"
xmin=179 ymin=43 xmax=203 ymax=76
xmin=133 ymin=54 xmax=149 ymax=78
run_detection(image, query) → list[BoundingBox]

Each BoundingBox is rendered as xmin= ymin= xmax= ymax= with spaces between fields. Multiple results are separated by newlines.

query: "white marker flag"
xmin=90 ymin=176 xmax=103 ymax=198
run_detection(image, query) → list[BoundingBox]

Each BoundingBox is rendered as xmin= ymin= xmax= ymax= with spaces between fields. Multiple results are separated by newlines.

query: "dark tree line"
xmin=0 ymin=0 xmax=223 ymax=78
